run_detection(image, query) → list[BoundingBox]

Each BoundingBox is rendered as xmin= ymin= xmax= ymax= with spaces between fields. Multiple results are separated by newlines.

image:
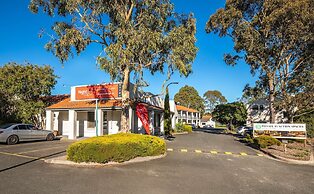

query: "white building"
xmin=246 ymin=98 xmax=286 ymax=126
xmin=169 ymin=100 xmax=201 ymax=127
xmin=200 ymin=115 xmax=216 ymax=128
xmin=45 ymin=83 xmax=164 ymax=139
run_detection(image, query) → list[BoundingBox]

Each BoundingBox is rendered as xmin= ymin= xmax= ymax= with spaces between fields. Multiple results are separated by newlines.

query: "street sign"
xmin=253 ymin=123 xmax=306 ymax=139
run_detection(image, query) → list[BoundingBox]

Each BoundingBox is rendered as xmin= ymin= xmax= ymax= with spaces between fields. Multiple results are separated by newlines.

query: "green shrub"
xmin=174 ymin=122 xmax=185 ymax=132
xmin=67 ymin=133 xmax=166 ymax=163
xmin=254 ymin=135 xmax=281 ymax=148
xmin=242 ymin=134 xmax=254 ymax=144
xmin=174 ymin=122 xmax=192 ymax=133
xmin=183 ymin=124 xmax=192 ymax=133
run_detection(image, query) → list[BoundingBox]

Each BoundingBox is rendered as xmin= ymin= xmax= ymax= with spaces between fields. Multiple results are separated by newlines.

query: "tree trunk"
xmin=120 ymin=67 xmax=130 ymax=133
xmin=268 ymin=74 xmax=276 ymax=123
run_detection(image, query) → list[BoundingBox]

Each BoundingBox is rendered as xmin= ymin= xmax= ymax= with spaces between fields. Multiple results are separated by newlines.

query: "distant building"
xmin=168 ymin=100 xmax=201 ymax=128
xmin=200 ymin=115 xmax=215 ymax=128
xmin=246 ymin=98 xmax=286 ymax=126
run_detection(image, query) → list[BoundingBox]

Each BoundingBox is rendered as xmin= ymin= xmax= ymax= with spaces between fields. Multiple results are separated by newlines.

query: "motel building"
xmin=45 ymin=82 xmax=164 ymax=140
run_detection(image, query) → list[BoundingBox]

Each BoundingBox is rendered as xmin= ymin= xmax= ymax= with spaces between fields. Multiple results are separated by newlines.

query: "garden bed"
xmin=262 ymin=142 xmax=312 ymax=161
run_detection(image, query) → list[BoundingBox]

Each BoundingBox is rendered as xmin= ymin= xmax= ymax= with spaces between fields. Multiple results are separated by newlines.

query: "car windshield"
xmin=0 ymin=123 xmax=16 ymax=129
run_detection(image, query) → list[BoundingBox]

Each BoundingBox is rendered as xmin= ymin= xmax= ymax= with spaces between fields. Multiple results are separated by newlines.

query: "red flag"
xmin=136 ymin=103 xmax=150 ymax=135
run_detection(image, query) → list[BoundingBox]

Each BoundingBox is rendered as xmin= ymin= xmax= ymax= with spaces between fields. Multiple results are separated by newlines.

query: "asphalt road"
xmin=0 ymin=129 xmax=313 ymax=194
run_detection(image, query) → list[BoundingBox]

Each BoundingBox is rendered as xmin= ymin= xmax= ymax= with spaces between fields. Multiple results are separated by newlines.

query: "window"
xmin=27 ymin=125 xmax=38 ymax=130
xmin=13 ymin=126 xmax=19 ymax=130
xmin=251 ymin=105 xmax=259 ymax=110
xmin=18 ymin=125 xmax=28 ymax=130
xmin=87 ymin=112 xmax=95 ymax=128
xmin=259 ymin=105 xmax=264 ymax=111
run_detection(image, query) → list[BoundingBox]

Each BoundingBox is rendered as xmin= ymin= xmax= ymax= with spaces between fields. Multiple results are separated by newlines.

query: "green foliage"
xmin=67 ymin=133 xmax=166 ymax=163
xmin=242 ymin=134 xmax=254 ymax=144
xmin=174 ymin=122 xmax=192 ymax=133
xmin=212 ymin=102 xmax=247 ymax=129
xmin=29 ymin=0 xmax=197 ymax=85
xmin=0 ymin=63 xmax=57 ymax=127
xmin=254 ymin=136 xmax=281 ymax=149
xmin=164 ymin=88 xmax=172 ymax=136
xmin=294 ymin=111 xmax=314 ymax=138
xmin=183 ymin=124 xmax=192 ymax=133
xmin=174 ymin=85 xmax=205 ymax=115
xmin=206 ymin=0 xmax=313 ymax=123
xmin=203 ymin=90 xmax=227 ymax=113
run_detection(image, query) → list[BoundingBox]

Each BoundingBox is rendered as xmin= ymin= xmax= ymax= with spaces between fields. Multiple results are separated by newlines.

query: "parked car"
xmin=244 ymin=127 xmax=253 ymax=137
xmin=0 ymin=123 xmax=55 ymax=145
xmin=237 ymin=126 xmax=253 ymax=136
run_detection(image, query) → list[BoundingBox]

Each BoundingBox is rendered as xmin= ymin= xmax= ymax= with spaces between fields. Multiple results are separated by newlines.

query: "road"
xmin=0 ymin=129 xmax=313 ymax=194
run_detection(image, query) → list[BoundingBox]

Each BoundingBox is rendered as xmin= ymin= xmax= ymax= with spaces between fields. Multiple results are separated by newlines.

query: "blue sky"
xmin=0 ymin=0 xmax=256 ymax=102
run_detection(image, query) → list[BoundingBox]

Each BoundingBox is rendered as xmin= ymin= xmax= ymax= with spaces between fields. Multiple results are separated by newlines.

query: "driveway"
xmin=0 ymin=131 xmax=314 ymax=194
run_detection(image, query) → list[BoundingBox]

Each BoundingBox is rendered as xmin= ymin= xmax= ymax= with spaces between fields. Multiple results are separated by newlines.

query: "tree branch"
xmin=75 ymin=8 xmax=108 ymax=47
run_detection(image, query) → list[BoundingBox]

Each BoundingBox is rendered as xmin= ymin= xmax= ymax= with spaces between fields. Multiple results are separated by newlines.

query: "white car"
xmin=237 ymin=126 xmax=249 ymax=135
xmin=0 ymin=123 xmax=55 ymax=145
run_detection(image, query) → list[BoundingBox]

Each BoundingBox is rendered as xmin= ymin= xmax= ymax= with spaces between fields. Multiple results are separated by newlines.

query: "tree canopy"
xmin=29 ymin=0 xmax=198 ymax=131
xmin=0 ymin=63 xmax=57 ymax=127
xmin=206 ymin=0 xmax=313 ymax=123
xmin=203 ymin=90 xmax=227 ymax=113
xmin=174 ymin=85 xmax=205 ymax=115
xmin=212 ymin=102 xmax=247 ymax=129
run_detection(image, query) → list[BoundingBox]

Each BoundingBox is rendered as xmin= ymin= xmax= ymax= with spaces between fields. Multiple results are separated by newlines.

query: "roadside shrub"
xmin=67 ymin=133 xmax=166 ymax=163
xmin=183 ymin=124 xmax=192 ymax=133
xmin=242 ymin=134 xmax=254 ymax=144
xmin=174 ymin=122 xmax=184 ymax=132
xmin=174 ymin=122 xmax=192 ymax=133
xmin=254 ymin=135 xmax=281 ymax=148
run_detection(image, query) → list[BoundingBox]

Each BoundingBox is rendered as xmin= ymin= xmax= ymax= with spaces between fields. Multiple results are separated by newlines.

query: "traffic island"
xmin=45 ymin=133 xmax=166 ymax=167
xmin=45 ymin=153 xmax=167 ymax=167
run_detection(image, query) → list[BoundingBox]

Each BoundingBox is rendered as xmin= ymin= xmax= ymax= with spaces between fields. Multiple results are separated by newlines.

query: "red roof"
xmin=47 ymin=98 xmax=122 ymax=109
xmin=176 ymin=105 xmax=198 ymax=113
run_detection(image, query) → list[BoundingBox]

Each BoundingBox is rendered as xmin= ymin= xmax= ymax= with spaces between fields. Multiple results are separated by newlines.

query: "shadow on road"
xmin=194 ymin=128 xmax=227 ymax=135
xmin=0 ymin=138 xmax=61 ymax=145
xmin=0 ymin=150 xmax=66 ymax=173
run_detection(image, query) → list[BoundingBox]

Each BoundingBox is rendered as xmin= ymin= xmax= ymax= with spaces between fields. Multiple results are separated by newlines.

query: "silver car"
xmin=0 ymin=123 xmax=55 ymax=145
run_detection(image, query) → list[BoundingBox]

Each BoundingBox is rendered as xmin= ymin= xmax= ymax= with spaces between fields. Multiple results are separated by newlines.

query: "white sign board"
xmin=253 ymin=123 xmax=306 ymax=139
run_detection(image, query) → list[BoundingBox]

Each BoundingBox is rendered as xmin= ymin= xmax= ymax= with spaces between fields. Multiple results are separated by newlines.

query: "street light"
xmin=166 ymin=82 xmax=179 ymax=91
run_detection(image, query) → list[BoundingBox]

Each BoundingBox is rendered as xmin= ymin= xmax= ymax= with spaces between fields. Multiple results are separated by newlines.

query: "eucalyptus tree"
xmin=203 ymin=90 xmax=227 ymax=113
xmin=29 ymin=0 xmax=197 ymax=132
xmin=206 ymin=0 xmax=313 ymax=123
xmin=174 ymin=85 xmax=205 ymax=115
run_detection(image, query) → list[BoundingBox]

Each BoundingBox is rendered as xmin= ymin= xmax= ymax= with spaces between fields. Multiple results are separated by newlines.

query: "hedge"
xmin=174 ymin=122 xmax=192 ymax=133
xmin=67 ymin=133 xmax=166 ymax=163
xmin=254 ymin=135 xmax=281 ymax=148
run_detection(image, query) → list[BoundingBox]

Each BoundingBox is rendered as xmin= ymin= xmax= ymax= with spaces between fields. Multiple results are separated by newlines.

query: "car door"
xmin=17 ymin=124 xmax=33 ymax=141
xmin=28 ymin=125 xmax=46 ymax=140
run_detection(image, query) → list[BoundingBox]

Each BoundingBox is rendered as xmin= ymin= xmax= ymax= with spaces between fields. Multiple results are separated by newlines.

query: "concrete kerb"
xmin=44 ymin=153 xmax=167 ymax=168
xmin=172 ymin=132 xmax=189 ymax=135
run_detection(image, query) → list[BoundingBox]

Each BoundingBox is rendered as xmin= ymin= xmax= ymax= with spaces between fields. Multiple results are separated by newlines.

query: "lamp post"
xmin=164 ymin=82 xmax=178 ymax=138
xmin=166 ymin=82 xmax=179 ymax=91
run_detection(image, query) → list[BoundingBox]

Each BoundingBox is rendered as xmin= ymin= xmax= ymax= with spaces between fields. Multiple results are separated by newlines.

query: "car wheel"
xmin=7 ymin=135 xmax=19 ymax=145
xmin=46 ymin=133 xmax=54 ymax=141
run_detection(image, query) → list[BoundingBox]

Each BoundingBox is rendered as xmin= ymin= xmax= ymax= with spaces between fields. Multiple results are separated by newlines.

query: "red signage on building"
xmin=75 ymin=84 xmax=122 ymax=100
xmin=136 ymin=103 xmax=150 ymax=135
